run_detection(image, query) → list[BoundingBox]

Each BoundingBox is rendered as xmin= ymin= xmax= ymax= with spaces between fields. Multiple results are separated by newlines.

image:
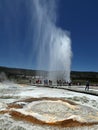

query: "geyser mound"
xmin=1 ymin=97 xmax=98 ymax=128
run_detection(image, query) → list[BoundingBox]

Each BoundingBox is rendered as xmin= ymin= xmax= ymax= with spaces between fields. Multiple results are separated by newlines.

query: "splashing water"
xmin=32 ymin=0 xmax=72 ymax=82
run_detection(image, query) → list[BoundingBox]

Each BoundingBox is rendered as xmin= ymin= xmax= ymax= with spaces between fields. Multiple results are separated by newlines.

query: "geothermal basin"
xmin=0 ymin=82 xmax=98 ymax=130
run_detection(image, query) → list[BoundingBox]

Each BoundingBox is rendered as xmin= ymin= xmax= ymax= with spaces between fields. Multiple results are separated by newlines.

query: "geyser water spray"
xmin=32 ymin=0 xmax=72 ymax=82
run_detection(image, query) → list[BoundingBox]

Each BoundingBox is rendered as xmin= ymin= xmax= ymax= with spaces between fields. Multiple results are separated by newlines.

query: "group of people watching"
xmin=44 ymin=79 xmax=52 ymax=86
xmin=57 ymin=80 xmax=71 ymax=86
xmin=35 ymin=79 xmax=90 ymax=91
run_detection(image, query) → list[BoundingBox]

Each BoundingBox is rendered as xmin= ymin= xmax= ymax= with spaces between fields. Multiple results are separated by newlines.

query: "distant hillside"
xmin=71 ymin=71 xmax=98 ymax=84
xmin=0 ymin=66 xmax=47 ymax=76
xmin=0 ymin=66 xmax=98 ymax=84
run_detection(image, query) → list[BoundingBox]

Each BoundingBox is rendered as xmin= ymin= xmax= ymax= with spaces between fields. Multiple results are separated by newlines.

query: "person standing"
xmin=85 ymin=81 xmax=89 ymax=91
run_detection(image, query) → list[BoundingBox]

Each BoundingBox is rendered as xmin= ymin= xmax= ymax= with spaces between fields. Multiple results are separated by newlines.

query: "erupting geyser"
xmin=32 ymin=0 xmax=72 ymax=81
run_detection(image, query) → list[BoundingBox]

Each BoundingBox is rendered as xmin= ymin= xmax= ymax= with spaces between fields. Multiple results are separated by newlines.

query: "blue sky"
xmin=0 ymin=0 xmax=98 ymax=71
xmin=58 ymin=0 xmax=98 ymax=71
